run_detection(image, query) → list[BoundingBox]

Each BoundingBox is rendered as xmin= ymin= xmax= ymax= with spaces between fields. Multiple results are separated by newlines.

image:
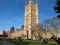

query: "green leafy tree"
xmin=54 ymin=0 xmax=60 ymax=18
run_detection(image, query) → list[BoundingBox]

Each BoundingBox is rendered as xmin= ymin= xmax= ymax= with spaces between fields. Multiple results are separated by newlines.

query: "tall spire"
xmin=36 ymin=0 xmax=38 ymax=4
xmin=25 ymin=0 xmax=28 ymax=5
xmin=29 ymin=0 xmax=33 ymax=4
xmin=30 ymin=0 xmax=32 ymax=2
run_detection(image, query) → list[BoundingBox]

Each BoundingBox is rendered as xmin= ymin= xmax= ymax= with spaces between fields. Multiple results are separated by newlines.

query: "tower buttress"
xmin=36 ymin=0 xmax=38 ymax=25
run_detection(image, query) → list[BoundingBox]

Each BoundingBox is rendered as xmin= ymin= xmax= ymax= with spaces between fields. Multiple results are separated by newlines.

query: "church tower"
xmin=24 ymin=0 xmax=38 ymax=39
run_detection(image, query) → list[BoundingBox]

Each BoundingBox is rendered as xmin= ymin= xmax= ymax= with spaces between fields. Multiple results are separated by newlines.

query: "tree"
xmin=38 ymin=23 xmax=43 ymax=30
xmin=43 ymin=17 xmax=59 ymax=29
xmin=54 ymin=0 xmax=60 ymax=18
xmin=43 ymin=17 xmax=59 ymax=38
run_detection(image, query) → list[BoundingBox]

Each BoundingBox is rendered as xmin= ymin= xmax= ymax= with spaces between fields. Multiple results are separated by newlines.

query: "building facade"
xmin=4 ymin=0 xmax=58 ymax=40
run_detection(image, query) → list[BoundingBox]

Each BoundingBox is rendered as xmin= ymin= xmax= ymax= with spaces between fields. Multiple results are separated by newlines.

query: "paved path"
xmin=1 ymin=40 xmax=15 ymax=45
xmin=0 ymin=40 xmax=2 ymax=45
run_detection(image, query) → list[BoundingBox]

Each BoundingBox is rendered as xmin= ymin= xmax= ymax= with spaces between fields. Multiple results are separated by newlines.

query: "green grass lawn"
xmin=7 ymin=40 xmax=60 ymax=45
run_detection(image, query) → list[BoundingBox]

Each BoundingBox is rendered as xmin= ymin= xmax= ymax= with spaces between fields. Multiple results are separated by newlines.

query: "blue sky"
xmin=0 ymin=0 xmax=57 ymax=31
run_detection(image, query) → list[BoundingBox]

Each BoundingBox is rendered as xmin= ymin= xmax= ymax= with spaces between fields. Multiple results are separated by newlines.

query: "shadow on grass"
xmin=8 ymin=39 xmax=30 ymax=45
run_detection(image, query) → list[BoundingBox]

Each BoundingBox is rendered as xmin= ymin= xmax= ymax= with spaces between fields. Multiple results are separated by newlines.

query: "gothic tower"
xmin=24 ymin=0 xmax=38 ymax=39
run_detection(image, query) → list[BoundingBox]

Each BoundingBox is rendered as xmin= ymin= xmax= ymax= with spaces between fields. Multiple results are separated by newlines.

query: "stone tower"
xmin=24 ymin=0 xmax=38 ymax=39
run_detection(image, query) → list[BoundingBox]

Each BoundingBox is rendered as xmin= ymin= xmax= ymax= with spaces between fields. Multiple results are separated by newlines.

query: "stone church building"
xmin=4 ymin=0 xmax=58 ymax=40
